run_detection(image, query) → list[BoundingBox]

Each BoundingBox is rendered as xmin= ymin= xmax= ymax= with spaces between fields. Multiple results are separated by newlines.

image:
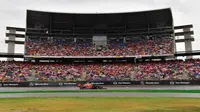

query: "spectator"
xmin=0 ymin=59 xmax=200 ymax=82
xmin=25 ymin=36 xmax=173 ymax=56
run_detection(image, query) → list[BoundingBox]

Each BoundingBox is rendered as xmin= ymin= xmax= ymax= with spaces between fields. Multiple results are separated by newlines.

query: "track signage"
xmin=0 ymin=81 xmax=199 ymax=87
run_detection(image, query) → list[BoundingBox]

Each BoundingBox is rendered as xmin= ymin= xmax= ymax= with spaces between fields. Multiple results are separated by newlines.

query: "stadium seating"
xmin=25 ymin=36 xmax=173 ymax=56
xmin=0 ymin=59 xmax=199 ymax=82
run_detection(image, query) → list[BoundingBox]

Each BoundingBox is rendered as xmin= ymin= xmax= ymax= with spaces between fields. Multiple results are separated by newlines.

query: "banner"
xmin=0 ymin=81 xmax=199 ymax=87
xmin=2 ymin=82 xmax=29 ymax=87
xmin=29 ymin=82 xmax=77 ymax=87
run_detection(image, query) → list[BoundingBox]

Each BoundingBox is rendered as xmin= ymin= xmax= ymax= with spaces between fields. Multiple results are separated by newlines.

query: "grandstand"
xmin=1 ymin=8 xmax=200 ymax=87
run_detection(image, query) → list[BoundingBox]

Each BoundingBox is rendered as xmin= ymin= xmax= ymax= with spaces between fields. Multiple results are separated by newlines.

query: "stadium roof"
xmin=26 ymin=8 xmax=173 ymax=36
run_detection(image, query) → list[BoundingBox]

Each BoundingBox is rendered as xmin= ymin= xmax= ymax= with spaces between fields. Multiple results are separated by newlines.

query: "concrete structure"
xmin=4 ymin=25 xmax=196 ymax=60
xmin=174 ymin=25 xmax=194 ymax=59
xmin=5 ymin=27 xmax=25 ymax=60
xmin=7 ymin=29 xmax=16 ymax=61
xmin=184 ymin=28 xmax=193 ymax=59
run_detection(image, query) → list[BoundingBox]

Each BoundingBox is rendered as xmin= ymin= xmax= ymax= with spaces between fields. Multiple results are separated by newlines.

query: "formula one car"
xmin=78 ymin=83 xmax=106 ymax=90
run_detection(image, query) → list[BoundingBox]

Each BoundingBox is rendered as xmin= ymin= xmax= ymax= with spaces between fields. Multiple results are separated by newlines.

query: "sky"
xmin=0 ymin=0 xmax=199 ymax=60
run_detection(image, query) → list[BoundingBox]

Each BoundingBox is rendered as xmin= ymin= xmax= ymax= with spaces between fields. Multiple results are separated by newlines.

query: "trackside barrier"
xmin=0 ymin=81 xmax=200 ymax=87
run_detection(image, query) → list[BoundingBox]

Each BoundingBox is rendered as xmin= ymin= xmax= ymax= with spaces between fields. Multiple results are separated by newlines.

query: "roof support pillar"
xmin=184 ymin=28 xmax=193 ymax=59
xmin=7 ymin=29 xmax=16 ymax=61
xmin=123 ymin=37 xmax=126 ymax=43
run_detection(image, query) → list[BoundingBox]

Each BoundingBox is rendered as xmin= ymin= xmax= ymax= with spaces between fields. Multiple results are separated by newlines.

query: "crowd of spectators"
xmin=25 ymin=36 xmax=173 ymax=56
xmin=0 ymin=59 xmax=200 ymax=82
xmin=135 ymin=60 xmax=200 ymax=80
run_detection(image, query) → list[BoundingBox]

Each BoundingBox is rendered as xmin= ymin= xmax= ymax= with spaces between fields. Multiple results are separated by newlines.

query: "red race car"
xmin=78 ymin=83 xmax=106 ymax=90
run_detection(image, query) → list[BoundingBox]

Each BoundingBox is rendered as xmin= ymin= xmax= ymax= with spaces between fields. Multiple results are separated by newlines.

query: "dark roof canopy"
xmin=26 ymin=8 xmax=173 ymax=36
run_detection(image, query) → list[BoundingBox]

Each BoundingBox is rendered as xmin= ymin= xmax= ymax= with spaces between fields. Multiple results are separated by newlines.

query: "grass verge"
xmin=0 ymin=97 xmax=200 ymax=112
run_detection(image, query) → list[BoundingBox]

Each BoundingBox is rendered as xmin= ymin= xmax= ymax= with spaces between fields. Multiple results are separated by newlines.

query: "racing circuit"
xmin=1 ymin=8 xmax=200 ymax=101
xmin=1 ymin=85 xmax=200 ymax=98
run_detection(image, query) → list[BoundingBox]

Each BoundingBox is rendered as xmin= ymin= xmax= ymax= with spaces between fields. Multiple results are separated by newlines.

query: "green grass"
xmin=0 ymin=97 xmax=200 ymax=112
xmin=1 ymin=89 xmax=200 ymax=94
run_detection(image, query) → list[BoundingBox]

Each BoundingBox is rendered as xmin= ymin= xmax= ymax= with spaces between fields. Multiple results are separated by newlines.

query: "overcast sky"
xmin=0 ymin=0 xmax=199 ymax=59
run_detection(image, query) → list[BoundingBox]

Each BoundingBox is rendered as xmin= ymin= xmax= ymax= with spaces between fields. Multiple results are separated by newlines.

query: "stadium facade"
xmin=1 ymin=8 xmax=200 ymax=87
xmin=5 ymin=8 xmax=196 ymax=61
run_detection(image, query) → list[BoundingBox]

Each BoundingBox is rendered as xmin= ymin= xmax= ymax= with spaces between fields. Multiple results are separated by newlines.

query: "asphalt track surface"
xmin=0 ymin=85 xmax=200 ymax=98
